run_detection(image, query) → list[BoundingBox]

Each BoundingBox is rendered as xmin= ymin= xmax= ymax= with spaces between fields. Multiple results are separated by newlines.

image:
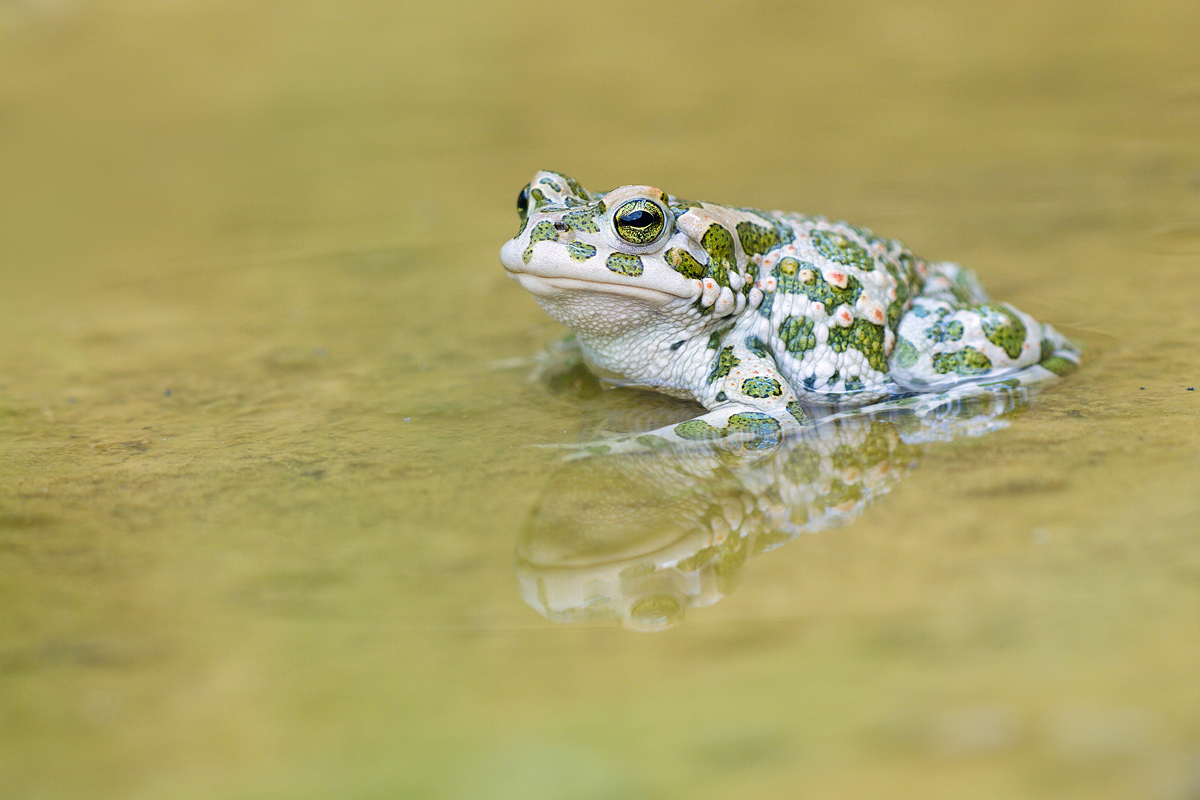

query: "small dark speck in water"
xmin=164 ymin=389 xmax=173 ymax=397
xmin=68 ymin=397 xmax=77 ymax=403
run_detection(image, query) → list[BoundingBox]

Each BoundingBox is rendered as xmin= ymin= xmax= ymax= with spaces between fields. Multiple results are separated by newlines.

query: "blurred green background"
xmin=2 ymin=1 xmax=1199 ymax=798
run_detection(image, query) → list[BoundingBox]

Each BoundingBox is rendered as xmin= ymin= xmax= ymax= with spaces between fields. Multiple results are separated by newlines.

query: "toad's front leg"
xmin=558 ymin=348 xmax=813 ymax=458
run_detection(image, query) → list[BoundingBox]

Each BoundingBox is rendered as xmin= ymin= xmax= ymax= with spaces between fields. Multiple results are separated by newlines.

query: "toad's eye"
xmin=517 ymin=186 xmax=530 ymax=219
xmin=613 ymin=199 xmax=666 ymax=245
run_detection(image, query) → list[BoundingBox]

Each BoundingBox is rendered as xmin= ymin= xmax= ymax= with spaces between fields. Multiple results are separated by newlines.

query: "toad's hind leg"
xmin=889 ymin=263 xmax=1079 ymax=391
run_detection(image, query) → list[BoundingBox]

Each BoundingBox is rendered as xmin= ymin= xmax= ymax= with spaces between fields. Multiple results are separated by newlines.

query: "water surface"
xmin=2 ymin=1 xmax=1199 ymax=798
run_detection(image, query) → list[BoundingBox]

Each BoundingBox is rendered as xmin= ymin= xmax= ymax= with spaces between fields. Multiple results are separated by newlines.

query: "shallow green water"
xmin=2 ymin=1 xmax=1199 ymax=798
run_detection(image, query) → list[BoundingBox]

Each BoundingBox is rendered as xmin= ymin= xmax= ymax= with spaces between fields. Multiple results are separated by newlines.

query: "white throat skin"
xmin=528 ymin=287 xmax=675 ymax=339
xmin=533 ymin=292 xmax=713 ymax=396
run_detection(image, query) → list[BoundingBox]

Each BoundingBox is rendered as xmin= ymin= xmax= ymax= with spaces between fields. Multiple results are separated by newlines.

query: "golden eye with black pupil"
xmin=516 ymin=186 xmax=530 ymax=219
xmin=613 ymin=199 xmax=665 ymax=245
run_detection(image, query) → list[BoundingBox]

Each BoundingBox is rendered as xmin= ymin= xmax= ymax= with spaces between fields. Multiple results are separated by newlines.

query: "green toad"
xmin=501 ymin=171 xmax=1079 ymax=447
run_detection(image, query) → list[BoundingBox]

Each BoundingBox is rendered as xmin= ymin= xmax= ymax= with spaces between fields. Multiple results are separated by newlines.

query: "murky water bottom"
xmin=2 ymin=1 xmax=1199 ymax=798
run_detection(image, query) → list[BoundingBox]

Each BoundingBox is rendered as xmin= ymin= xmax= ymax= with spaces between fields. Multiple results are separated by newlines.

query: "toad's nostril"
xmin=553 ymin=221 xmax=568 ymax=232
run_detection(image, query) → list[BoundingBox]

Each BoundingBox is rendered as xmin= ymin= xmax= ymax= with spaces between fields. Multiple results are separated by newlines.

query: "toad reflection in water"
xmin=515 ymin=377 xmax=1049 ymax=631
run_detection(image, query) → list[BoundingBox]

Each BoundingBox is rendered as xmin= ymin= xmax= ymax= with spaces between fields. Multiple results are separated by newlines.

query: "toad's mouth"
xmin=504 ymin=270 xmax=698 ymax=306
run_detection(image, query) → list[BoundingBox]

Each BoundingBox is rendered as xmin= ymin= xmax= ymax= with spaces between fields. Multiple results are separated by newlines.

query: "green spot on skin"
xmin=778 ymin=316 xmax=817 ymax=358
xmin=927 ymin=318 xmax=964 ymax=344
xmin=562 ymin=175 xmax=590 ymax=200
xmin=773 ymin=260 xmax=864 ymax=315
xmin=707 ymin=324 xmax=733 ymax=351
xmin=771 ymin=256 xmax=811 ymax=294
xmin=932 ymin=347 xmax=993 ymax=376
xmin=736 ymin=220 xmax=780 ymax=256
xmin=978 ymin=304 xmax=1028 ymax=360
xmin=726 ymin=412 xmax=782 ymax=439
xmin=739 ymin=257 xmax=758 ymax=286
xmin=896 ymin=252 xmax=922 ymax=282
xmin=522 ymin=220 xmax=559 ymax=264
xmin=745 ymin=336 xmax=770 ymax=358
xmin=1040 ymin=355 xmax=1078 ymax=377
xmin=810 ymin=228 xmax=875 ymax=271
xmin=605 ymin=252 xmax=644 ymax=276
xmin=757 ymin=291 xmax=774 ymax=317
xmin=741 ymin=376 xmax=783 ymax=398
xmin=566 ymin=242 xmax=597 ymax=261
xmin=738 ymin=209 xmax=795 ymax=244
xmin=674 ymin=419 xmax=724 ymax=440
xmin=886 ymin=253 xmax=921 ymax=319
xmin=892 ymin=337 xmax=919 ymax=368
xmin=665 ymin=247 xmax=706 ymax=279
xmin=786 ymin=401 xmax=810 ymax=424
xmin=700 ymin=223 xmax=736 ymax=287
xmin=776 ymin=257 xmax=801 ymax=277
xmin=707 ymin=346 xmax=740 ymax=385
xmin=561 ymin=209 xmax=600 ymax=233
xmin=826 ymin=318 xmax=889 ymax=373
